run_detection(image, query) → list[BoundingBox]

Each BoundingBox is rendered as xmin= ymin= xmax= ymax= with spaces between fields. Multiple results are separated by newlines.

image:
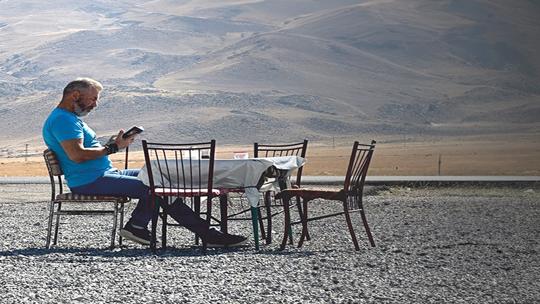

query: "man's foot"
xmin=205 ymin=228 xmax=248 ymax=248
xmin=119 ymin=222 xmax=151 ymax=245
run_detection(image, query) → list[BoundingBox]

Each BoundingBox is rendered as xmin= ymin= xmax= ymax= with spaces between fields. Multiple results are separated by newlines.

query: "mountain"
xmin=0 ymin=0 xmax=539 ymax=150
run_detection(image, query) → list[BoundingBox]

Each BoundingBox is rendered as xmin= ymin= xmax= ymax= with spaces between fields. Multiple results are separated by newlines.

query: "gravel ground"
xmin=0 ymin=184 xmax=539 ymax=303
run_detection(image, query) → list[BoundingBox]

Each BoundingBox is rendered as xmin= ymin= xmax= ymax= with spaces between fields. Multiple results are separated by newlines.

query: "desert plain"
xmin=1 ymin=133 xmax=538 ymax=177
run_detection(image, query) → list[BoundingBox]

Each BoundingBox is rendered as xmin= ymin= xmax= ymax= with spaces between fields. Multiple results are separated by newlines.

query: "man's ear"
xmin=70 ymin=90 xmax=80 ymax=101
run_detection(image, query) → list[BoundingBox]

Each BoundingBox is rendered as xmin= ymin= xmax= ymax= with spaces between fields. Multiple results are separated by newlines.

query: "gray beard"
xmin=74 ymin=101 xmax=91 ymax=117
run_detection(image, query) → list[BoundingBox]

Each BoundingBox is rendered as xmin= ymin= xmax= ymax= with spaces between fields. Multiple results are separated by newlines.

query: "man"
xmin=42 ymin=78 xmax=247 ymax=247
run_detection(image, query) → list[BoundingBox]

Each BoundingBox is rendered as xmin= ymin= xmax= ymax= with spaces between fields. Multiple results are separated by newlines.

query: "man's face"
xmin=73 ymin=87 xmax=99 ymax=117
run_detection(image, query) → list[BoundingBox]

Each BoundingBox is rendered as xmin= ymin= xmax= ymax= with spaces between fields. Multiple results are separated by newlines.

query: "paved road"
xmin=1 ymin=176 xmax=539 ymax=185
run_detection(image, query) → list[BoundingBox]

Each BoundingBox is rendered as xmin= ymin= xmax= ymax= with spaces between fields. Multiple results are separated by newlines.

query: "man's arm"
xmin=61 ymin=130 xmax=134 ymax=163
xmin=61 ymin=138 xmax=108 ymax=163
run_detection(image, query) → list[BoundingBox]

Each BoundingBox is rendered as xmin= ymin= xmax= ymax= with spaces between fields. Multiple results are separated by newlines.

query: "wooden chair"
xmin=141 ymin=140 xmax=219 ymax=252
xmin=255 ymin=140 xmax=308 ymax=244
xmin=225 ymin=140 xmax=308 ymax=245
xmin=43 ymin=149 xmax=129 ymax=249
xmin=276 ymin=140 xmax=376 ymax=251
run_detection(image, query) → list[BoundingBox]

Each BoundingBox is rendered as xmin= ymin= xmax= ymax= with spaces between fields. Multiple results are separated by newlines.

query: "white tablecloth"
xmin=137 ymin=156 xmax=305 ymax=207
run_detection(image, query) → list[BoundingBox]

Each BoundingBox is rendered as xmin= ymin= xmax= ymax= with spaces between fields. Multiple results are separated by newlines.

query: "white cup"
xmin=233 ymin=151 xmax=249 ymax=159
xmin=182 ymin=150 xmax=199 ymax=159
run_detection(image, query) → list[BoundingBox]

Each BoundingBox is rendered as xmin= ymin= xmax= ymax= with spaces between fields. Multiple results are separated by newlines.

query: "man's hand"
xmin=114 ymin=130 xmax=135 ymax=149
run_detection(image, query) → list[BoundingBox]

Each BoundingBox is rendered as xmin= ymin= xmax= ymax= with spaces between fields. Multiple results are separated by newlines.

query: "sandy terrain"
xmin=2 ymin=134 xmax=539 ymax=177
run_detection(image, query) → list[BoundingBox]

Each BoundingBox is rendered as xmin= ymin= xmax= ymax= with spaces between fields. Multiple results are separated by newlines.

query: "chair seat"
xmin=276 ymin=188 xmax=346 ymax=201
xmin=155 ymin=188 xmax=221 ymax=197
xmin=56 ymin=192 xmax=128 ymax=202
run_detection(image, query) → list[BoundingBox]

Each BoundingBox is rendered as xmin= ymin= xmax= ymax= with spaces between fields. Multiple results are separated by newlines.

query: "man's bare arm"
xmin=61 ymin=138 xmax=107 ymax=163
xmin=61 ymin=130 xmax=134 ymax=163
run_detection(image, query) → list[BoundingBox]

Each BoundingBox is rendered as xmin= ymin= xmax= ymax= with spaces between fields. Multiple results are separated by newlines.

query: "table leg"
xmin=251 ymin=206 xmax=260 ymax=251
xmin=264 ymin=191 xmax=272 ymax=244
xmin=280 ymin=195 xmax=291 ymax=250
xmin=219 ymin=194 xmax=228 ymax=234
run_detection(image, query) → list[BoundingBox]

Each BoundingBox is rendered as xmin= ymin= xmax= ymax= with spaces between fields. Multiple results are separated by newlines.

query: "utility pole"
xmin=438 ymin=154 xmax=442 ymax=176
xmin=25 ymin=144 xmax=29 ymax=162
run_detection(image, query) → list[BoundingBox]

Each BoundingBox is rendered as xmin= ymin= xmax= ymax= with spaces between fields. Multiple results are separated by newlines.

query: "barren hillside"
xmin=0 ymin=0 xmax=539 ymax=150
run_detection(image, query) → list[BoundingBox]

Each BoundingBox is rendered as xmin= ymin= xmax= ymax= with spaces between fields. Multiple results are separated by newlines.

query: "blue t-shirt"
xmin=42 ymin=108 xmax=114 ymax=188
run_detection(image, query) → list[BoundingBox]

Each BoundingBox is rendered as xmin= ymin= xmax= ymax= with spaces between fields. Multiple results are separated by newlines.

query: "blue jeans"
xmin=70 ymin=169 xmax=153 ymax=228
xmin=70 ymin=169 xmax=210 ymax=235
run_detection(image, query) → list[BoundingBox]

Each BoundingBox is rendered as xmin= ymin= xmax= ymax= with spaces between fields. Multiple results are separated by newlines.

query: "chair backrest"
xmin=343 ymin=140 xmax=376 ymax=198
xmin=254 ymin=139 xmax=308 ymax=187
xmin=43 ymin=149 xmax=65 ymax=200
xmin=142 ymin=140 xmax=217 ymax=197
xmin=43 ymin=148 xmax=130 ymax=200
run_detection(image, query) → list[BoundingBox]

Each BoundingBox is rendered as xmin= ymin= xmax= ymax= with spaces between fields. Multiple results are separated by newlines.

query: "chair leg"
xmin=202 ymin=197 xmax=208 ymax=254
xmin=343 ymin=201 xmax=360 ymax=251
xmin=296 ymin=195 xmax=311 ymax=241
xmin=45 ymin=201 xmax=56 ymax=249
xmin=206 ymin=196 xmax=212 ymax=226
xmin=298 ymin=199 xmax=310 ymax=248
xmin=280 ymin=195 xmax=292 ymax=250
xmin=194 ymin=197 xmax=201 ymax=245
xmin=110 ymin=201 xmax=119 ymax=249
xmin=118 ymin=202 xmax=125 ymax=246
xmin=161 ymin=212 xmax=168 ymax=250
xmin=264 ymin=191 xmax=272 ymax=244
xmin=53 ymin=202 xmax=62 ymax=245
xmin=360 ymin=208 xmax=376 ymax=247
xmin=150 ymin=197 xmax=159 ymax=253
xmin=287 ymin=220 xmax=294 ymax=245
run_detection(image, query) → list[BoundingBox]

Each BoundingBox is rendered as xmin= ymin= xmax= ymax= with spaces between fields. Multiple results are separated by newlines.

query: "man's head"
xmin=62 ymin=78 xmax=103 ymax=117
